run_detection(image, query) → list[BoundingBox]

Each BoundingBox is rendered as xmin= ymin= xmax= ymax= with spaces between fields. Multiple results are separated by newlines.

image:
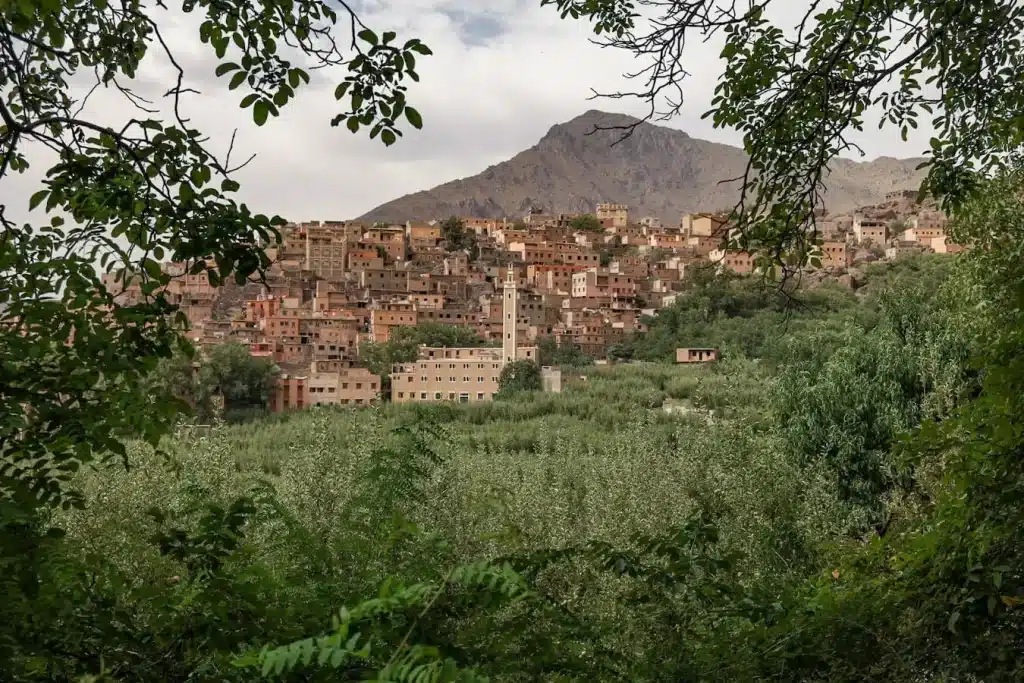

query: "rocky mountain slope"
xmin=359 ymin=110 xmax=928 ymax=224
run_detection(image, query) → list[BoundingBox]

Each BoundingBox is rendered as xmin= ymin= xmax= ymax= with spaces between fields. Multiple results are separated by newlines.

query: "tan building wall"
xmin=596 ymin=203 xmax=628 ymax=228
xmin=676 ymin=348 xmax=718 ymax=363
xmin=390 ymin=346 xmax=536 ymax=403
xmin=307 ymin=366 xmax=381 ymax=407
xmin=370 ymin=309 xmax=418 ymax=343
xmin=359 ymin=268 xmax=408 ymax=292
xmin=527 ymin=264 xmax=588 ymax=293
xmin=931 ymin=235 xmax=967 ymax=254
xmin=684 ymin=213 xmax=728 ymax=238
xmin=417 ymin=308 xmax=480 ymax=326
xmin=571 ymin=268 xmax=637 ymax=298
xmin=853 ymin=216 xmax=888 ymax=244
xmin=709 ymin=249 xmax=756 ymax=274
xmin=820 ymin=241 xmax=852 ymax=269
xmin=905 ymin=226 xmax=945 ymax=244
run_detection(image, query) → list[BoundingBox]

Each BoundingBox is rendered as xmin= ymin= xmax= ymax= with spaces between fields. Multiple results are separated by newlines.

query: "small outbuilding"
xmin=675 ymin=347 xmax=718 ymax=364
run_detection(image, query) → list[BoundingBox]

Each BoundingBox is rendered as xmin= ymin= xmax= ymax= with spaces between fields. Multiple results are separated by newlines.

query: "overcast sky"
xmin=4 ymin=0 xmax=934 ymax=225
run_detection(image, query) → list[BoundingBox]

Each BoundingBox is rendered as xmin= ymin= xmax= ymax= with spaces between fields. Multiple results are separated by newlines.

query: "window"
xmin=477 ymin=393 xmax=485 ymax=400
xmin=397 ymin=392 xmax=404 ymax=399
xmin=459 ymin=393 xmax=469 ymax=403
xmin=448 ymin=392 xmax=456 ymax=400
xmin=356 ymin=383 xmax=362 ymax=389
xmin=449 ymin=376 xmax=456 ymax=382
xmin=434 ymin=392 xmax=442 ymax=400
xmin=478 ymin=377 xmax=484 ymax=382
xmin=436 ymin=376 xmax=442 ymax=382
xmin=421 ymin=392 xmax=427 ymax=400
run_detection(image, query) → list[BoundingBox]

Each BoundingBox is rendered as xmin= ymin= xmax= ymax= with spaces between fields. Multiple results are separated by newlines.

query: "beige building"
xmin=676 ymin=348 xmax=718 ymax=363
xmin=682 ymin=213 xmax=728 ymax=238
xmin=571 ymin=268 xmax=637 ymax=298
xmin=596 ymin=203 xmax=628 ymax=228
xmin=307 ymin=365 xmax=382 ymax=407
xmin=818 ymin=240 xmax=853 ymax=270
xmin=852 ymin=215 xmax=888 ymax=244
xmin=389 ymin=345 xmax=536 ymax=403
xmin=708 ymin=248 xmax=757 ymax=275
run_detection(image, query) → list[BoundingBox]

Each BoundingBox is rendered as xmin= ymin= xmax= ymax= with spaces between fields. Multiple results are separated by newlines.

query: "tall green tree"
xmin=439 ymin=215 xmax=478 ymax=257
xmin=1 ymin=1 xmax=432 ymax=508
xmin=196 ymin=342 xmax=277 ymax=423
xmin=568 ymin=213 xmax=603 ymax=232
xmin=496 ymin=359 xmax=542 ymax=396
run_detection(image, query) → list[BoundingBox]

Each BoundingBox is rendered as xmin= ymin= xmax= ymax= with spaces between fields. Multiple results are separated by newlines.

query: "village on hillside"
xmin=103 ymin=192 xmax=965 ymax=413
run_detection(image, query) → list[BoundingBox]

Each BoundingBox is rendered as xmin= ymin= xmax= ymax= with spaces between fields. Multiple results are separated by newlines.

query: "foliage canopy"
xmin=547 ymin=0 xmax=1024 ymax=272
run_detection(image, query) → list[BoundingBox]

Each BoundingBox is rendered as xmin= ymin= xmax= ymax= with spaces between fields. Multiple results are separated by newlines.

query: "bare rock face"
xmin=359 ymin=110 xmax=929 ymax=223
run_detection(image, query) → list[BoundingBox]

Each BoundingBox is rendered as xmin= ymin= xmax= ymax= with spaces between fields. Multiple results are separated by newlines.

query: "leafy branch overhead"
xmin=0 ymin=0 xmax=432 ymax=507
xmin=198 ymin=0 xmax=432 ymax=142
xmin=549 ymin=0 xmax=1024 ymax=274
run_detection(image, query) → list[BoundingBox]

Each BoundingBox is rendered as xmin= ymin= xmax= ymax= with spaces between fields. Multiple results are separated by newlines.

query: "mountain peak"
xmin=557 ymin=109 xmax=641 ymax=129
xmin=358 ymin=110 xmax=927 ymax=223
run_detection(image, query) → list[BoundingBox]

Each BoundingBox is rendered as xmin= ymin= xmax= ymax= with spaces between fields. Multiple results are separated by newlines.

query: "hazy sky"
xmin=4 ymin=1 xmax=934 ymax=224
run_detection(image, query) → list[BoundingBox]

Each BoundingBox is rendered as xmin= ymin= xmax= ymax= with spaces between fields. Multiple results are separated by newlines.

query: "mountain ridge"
xmin=358 ymin=110 xmax=928 ymax=223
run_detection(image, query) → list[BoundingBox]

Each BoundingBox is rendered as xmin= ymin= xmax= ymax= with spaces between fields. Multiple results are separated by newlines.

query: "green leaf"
xmin=29 ymin=190 xmax=49 ymax=211
xmin=346 ymin=117 xmax=360 ymax=133
xmin=334 ymin=82 xmax=351 ymax=100
xmin=357 ymin=29 xmax=378 ymax=44
xmin=215 ymin=62 xmax=240 ymax=76
xmin=405 ymin=106 xmax=423 ymax=129
xmin=410 ymin=43 xmax=432 ymax=55
xmin=228 ymin=71 xmax=246 ymax=90
xmin=381 ymin=129 xmax=396 ymax=146
xmin=253 ymin=100 xmax=269 ymax=126
xmin=383 ymin=31 xmax=396 ymax=44
xmin=222 ymin=178 xmax=240 ymax=192
xmin=239 ymin=93 xmax=258 ymax=109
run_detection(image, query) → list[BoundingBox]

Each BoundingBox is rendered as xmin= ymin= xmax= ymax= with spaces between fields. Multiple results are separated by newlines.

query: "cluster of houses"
xmin=103 ymin=195 xmax=963 ymax=412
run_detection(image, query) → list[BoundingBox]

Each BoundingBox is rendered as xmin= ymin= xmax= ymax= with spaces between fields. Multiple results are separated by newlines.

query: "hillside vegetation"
xmin=13 ymin=232 xmax=1023 ymax=680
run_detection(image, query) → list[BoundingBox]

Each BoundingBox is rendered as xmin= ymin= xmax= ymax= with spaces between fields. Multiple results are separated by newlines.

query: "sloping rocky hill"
xmin=359 ymin=110 xmax=927 ymax=223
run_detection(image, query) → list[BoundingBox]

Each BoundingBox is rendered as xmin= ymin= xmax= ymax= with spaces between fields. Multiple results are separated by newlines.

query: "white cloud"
xmin=3 ymin=1 xmax=934 ymax=227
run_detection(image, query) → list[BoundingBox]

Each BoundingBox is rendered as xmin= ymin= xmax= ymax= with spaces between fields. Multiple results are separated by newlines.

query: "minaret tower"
xmin=502 ymin=265 xmax=518 ymax=365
